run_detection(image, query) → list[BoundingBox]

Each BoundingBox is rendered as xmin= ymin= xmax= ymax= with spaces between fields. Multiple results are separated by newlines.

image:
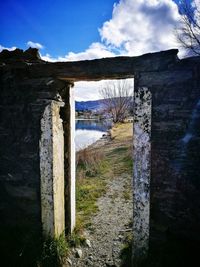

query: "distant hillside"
xmin=75 ymin=99 xmax=104 ymax=111
xmin=75 ymin=97 xmax=134 ymax=113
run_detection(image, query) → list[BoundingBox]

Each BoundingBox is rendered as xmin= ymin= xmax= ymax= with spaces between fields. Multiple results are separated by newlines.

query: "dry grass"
xmin=76 ymin=147 xmax=104 ymax=168
xmin=76 ymin=147 xmax=104 ymax=180
xmin=110 ymin=122 xmax=133 ymax=141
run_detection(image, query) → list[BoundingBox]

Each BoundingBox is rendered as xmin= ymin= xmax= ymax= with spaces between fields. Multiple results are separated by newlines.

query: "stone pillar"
xmin=40 ymin=100 xmax=65 ymax=238
xmin=132 ymin=87 xmax=152 ymax=263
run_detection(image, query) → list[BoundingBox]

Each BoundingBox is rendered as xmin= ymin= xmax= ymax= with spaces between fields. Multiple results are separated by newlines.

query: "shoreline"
xmin=75 ymin=118 xmax=99 ymax=121
xmin=76 ymin=129 xmax=112 ymax=152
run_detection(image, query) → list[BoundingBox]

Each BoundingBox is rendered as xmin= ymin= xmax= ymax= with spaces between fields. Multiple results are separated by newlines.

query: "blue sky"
xmin=0 ymin=0 xmax=118 ymax=57
xmin=0 ymin=0 xmax=193 ymax=100
xmin=0 ymin=0 xmax=183 ymax=57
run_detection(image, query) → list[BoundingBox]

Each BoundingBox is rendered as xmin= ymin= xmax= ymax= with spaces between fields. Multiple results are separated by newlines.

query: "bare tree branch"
xmin=99 ymin=79 xmax=133 ymax=123
xmin=176 ymin=0 xmax=200 ymax=56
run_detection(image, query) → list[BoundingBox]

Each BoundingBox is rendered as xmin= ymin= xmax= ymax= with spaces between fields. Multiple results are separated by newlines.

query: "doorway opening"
xmin=73 ymin=78 xmax=134 ymax=265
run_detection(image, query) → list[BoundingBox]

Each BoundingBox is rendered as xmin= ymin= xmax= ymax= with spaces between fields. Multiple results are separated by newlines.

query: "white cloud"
xmin=42 ymin=0 xmax=185 ymax=63
xmin=27 ymin=41 xmax=44 ymax=49
xmin=74 ymin=78 xmax=133 ymax=101
xmin=75 ymin=81 xmax=105 ymax=101
xmin=40 ymin=53 xmax=59 ymax=62
xmin=0 ymin=45 xmax=17 ymax=52
xmin=64 ymin=42 xmax=116 ymax=61
xmin=99 ymin=0 xmax=182 ymax=56
xmin=41 ymin=42 xmax=115 ymax=62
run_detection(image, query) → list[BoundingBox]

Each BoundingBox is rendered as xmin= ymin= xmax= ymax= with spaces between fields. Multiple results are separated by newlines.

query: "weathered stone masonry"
xmin=133 ymin=87 xmax=152 ymax=261
xmin=0 ymin=48 xmax=200 ymax=266
xmin=40 ymin=100 xmax=65 ymax=237
xmin=0 ymin=50 xmax=75 ymax=265
xmin=140 ymin=58 xmax=200 ymax=243
xmin=134 ymin=56 xmax=200 ymax=265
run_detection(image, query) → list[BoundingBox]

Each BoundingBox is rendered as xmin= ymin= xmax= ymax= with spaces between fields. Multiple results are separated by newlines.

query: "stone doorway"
xmin=39 ymin=77 xmax=152 ymax=263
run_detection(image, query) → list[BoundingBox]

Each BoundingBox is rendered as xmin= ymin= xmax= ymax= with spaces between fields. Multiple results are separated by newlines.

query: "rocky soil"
xmin=69 ymin=173 xmax=132 ymax=267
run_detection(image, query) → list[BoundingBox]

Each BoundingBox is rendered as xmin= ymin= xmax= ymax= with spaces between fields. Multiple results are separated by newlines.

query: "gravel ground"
xmin=69 ymin=172 xmax=133 ymax=267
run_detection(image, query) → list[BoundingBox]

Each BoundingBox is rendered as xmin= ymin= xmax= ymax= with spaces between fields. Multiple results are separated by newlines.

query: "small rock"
xmin=88 ymin=255 xmax=93 ymax=261
xmin=118 ymin=235 xmax=123 ymax=240
xmin=66 ymin=258 xmax=72 ymax=265
xmin=86 ymin=259 xmax=93 ymax=266
xmin=106 ymin=261 xmax=116 ymax=267
xmin=75 ymin=248 xmax=83 ymax=258
xmin=85 ymin=239 xmax=92 ymax=248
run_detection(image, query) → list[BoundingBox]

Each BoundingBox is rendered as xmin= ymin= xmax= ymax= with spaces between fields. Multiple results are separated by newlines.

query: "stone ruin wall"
xmin=0 ymin=48 xmax=200 ymax=265
xmin=0 ymin=52 xmax=73 ymax=264
xmin=136 ymin=57 xmax=200 ymax=246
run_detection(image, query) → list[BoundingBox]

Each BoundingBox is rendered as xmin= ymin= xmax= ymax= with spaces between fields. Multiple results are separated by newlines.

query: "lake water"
xmin=75 ymin=119 xmax=112 ymax=151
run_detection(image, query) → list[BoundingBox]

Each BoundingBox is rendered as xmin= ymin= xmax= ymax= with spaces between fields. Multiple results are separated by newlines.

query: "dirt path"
xmin=70 ymin=171 xmax=132 ymax=267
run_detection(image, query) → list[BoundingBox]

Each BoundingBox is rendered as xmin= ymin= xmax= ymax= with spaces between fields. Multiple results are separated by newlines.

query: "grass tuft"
xmin=41 ymin=233 xmax=69 ymax=267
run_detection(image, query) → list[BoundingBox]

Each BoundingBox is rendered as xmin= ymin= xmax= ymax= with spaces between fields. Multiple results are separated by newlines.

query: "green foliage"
xmin=76 ymin=143 xmax=113 ymax=232
xmin=41 ymin=233 xmax=69 ymax=267
xmin=111 ymin=146 xmax=128 ymax=154
xmin=76 ymin=160 xmax=108 ymax=230
xmin=107 ymin=146 xmax=133 ymax=176
xmin=67 ymin=231 xmax=86 ymax=247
